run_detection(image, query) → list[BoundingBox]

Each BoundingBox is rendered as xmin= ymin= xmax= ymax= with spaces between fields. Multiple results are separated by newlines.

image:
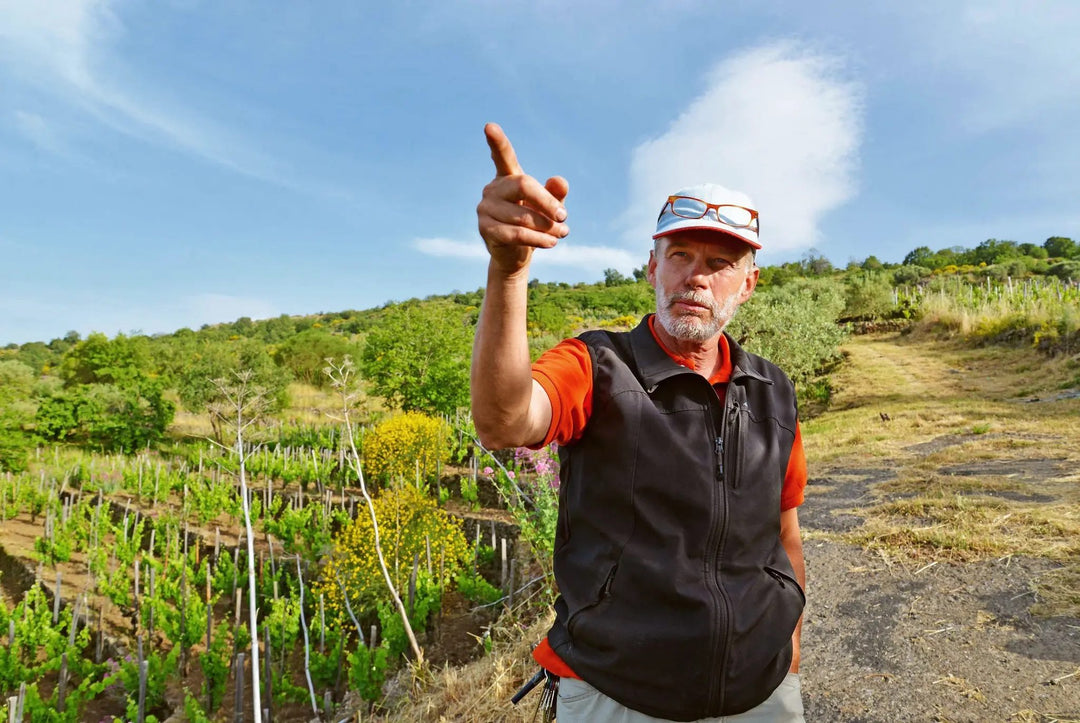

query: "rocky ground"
xmin=801 ymin=472 xmax=1079 ymax=722
xmin=797 ymin=332 xmax=1080 ymax=722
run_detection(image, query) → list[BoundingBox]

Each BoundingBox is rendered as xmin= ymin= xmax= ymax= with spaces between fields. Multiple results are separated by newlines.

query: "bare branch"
xmin=325 ymin=356 xmax=425 ymax=667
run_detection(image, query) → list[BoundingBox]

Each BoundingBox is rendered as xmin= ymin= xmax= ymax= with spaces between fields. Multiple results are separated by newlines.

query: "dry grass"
xmin=382 ymin=612 xmax=554 ymax=722
xmin=804 ymin=332 xmax=1080 ymax=616
xmin=840 ymin=496 xmax=1080 ymax=565
xmin=167 ymin=381 xmax=389 ymax=441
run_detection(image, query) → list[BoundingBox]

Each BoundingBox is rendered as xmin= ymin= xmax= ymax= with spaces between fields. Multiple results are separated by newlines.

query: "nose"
xmin=684 ymin=257 xmax=711 ymax=290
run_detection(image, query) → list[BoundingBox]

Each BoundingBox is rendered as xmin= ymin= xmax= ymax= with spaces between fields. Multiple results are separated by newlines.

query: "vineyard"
xmin=905 ymin=275 xmax=1080 ymax=352
xmin=0 ymin=408 xmax=557 ymax=722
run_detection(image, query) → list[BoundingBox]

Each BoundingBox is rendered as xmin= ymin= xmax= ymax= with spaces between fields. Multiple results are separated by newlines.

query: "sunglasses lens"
xmin=670 ymin=197 xmax=709 ymax=218
xmin=714 ymin=205 xmax=754 ymax=227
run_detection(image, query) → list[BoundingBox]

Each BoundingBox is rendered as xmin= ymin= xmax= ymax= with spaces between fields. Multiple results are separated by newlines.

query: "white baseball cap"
xmin=652 ymin=183 xmax=761 ymax=250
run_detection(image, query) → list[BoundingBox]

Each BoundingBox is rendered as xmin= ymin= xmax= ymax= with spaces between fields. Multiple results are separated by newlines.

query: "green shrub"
xmin=841 ymin=271 xmax=895 ymax=321
xmin=1048 ymin=261 xmax=1080 ymax=282
xmin=729 ymin=278 xmax=847 ymax=391
xmin=359 ymin=300 xmax=474 ymax=415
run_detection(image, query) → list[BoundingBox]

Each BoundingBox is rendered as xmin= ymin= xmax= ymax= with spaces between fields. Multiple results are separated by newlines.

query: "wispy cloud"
xmin=621 ymin=42 xmax=863 ymax=253
xmin=0 ymin=0 xmax=284 ymax=181
xmin=414 ymin=237 xmax=489 ymax=260
xmin=414 ymin=237 xmax=641 ymax=274
xmin=13 ymin=110 xmax=67 ymax=155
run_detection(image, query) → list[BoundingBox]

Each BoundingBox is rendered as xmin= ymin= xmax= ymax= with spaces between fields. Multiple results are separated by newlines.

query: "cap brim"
xmin=652 ymin=223 xmax=762 ymax=250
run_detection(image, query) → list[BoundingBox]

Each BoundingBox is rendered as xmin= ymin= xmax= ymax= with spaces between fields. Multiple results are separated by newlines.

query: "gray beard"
xmin=655 ymin=283 xmax=741 ymax=343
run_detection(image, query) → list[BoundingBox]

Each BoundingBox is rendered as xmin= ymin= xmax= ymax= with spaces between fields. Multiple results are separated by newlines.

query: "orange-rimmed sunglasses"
xmin=659 ymin=196 xmax=760 ymax=232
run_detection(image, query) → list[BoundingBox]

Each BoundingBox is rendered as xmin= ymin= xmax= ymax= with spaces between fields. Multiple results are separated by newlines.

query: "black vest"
xmin=546 ymin=316 xmax=805 ymax=720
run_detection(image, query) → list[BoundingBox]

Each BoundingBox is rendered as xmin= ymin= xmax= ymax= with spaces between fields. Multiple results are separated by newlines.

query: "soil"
xmin=800 ymin=478 xmax=1080 ymax=722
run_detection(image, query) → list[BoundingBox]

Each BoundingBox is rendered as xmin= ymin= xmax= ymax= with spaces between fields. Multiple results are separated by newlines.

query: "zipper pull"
xmin=715 ymin=437 xmax=724 ymax=481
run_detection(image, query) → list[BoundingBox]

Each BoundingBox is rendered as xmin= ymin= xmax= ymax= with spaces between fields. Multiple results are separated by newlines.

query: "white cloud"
xmin=414 ymin=237 xmax=489 ymax=260
xmin=0 ymin=0 xmax=283 ymax=180
xmin=414 ymin=236 xmax=641 ymax=275
xmin=621 ymin=42 xmax=863 ymax=253
xmin=531 ymin=243 xmax=641 ymax=274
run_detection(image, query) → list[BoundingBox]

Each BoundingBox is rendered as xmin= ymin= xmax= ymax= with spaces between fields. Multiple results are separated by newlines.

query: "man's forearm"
xmin=780 ymin=508 xmax=805 ymax=673
xmin=471 ymin=123 xmax=566 ymax=450
xmin=471 ymin=262 xmax=545 ymax=449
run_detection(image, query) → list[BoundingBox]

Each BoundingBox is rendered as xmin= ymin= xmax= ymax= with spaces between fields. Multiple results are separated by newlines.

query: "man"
xmin=472 ymin=123 xmax=806 ymax=722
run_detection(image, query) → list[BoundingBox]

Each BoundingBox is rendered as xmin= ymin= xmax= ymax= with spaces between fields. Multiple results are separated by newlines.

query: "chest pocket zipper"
xmin=727 ymin=402 xmax=741 ymax=488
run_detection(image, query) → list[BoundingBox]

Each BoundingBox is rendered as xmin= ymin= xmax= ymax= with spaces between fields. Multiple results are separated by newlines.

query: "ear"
xmin=737 ymin=264 xmax=759 ymax=304
xmin=647 ymin=250 xmax=658 ymax=288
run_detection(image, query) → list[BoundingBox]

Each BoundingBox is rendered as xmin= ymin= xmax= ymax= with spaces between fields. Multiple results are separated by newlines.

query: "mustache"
xmin=666 ymin=290 xmax=718 ymax=311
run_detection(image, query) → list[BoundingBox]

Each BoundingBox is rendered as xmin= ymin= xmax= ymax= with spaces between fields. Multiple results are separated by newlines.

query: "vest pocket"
xmin=566 ymin=563 xmax=618 ymax=636
xmin=764 ymin=566 xmax=806 ymax=604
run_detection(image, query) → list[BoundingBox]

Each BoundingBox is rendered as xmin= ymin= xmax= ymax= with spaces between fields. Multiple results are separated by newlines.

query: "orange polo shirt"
xmin=528 ymin=316 xmax=808 ymax=678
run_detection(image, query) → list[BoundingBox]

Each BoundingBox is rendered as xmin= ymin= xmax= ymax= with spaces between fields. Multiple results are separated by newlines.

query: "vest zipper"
xmin=727 ymin=402 xmax=741 ymax=488
xmin=715 ymin=437 xmax=724 ymax=481
xmin=707 ymin=403 xmax=733 ymax=714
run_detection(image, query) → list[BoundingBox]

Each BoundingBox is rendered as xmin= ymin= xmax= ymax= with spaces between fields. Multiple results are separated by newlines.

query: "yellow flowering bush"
xmin=361 ymin=411 xmax=449 ymax=486
xmin=317 ymin=484 xmax=470 ymax=623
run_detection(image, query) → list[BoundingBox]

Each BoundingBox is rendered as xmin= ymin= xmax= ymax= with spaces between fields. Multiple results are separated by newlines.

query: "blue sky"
xmin=1 ymin=1 xmax=1078 ymax=345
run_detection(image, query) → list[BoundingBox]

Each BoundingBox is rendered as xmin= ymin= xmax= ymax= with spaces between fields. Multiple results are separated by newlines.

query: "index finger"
xmin=484 ymin=122 xmax=523 ymax=177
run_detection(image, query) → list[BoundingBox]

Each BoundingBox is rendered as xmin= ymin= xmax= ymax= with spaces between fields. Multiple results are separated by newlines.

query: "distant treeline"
xmin=1 ymin=236 xmax=1076 ymax=471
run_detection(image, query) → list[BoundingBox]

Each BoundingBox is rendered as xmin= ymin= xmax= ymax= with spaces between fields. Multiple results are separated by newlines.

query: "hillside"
xmin=385 ymin=330 xmax=1080 ymax=721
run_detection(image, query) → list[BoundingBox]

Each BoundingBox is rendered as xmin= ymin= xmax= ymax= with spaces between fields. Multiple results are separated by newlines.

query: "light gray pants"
xmin=556 ymin=673 xmax=804 ymax=723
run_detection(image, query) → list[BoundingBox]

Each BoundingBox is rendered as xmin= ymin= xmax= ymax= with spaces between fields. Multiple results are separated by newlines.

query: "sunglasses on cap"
xmin=659 ymin=196 xmax=760 ymax=233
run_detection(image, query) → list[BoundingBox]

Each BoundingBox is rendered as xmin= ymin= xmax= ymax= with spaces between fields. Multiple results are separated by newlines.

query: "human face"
xmin=648 ymin=231 xmax=758 ymax=345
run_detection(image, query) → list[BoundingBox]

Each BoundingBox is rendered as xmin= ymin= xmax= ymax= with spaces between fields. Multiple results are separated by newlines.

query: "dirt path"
xmin=799 ymin=333 xmax=1080 ymax=722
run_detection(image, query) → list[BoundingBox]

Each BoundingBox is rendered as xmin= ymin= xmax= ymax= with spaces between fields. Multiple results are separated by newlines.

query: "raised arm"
xmin=471 ymin=123 xmax=569 ymax=449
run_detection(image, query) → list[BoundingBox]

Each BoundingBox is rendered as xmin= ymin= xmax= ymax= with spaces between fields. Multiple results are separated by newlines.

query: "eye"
xmin=709 ymin=257 xmax=735 ymax=271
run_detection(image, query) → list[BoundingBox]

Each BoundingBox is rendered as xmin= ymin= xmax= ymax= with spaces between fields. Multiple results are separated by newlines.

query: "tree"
xmin=801 ymin=249 xmax=834 ymax=275
xmin=14 ymin=341 xmax=57 ymax=374
xmin=903 ymin=246 xmax=934 ymax=267
xmin=970 ymin=239 xmax=1021 ymax=266
xmin=177 ymin=339 xmax=290 ymax=443
xmin=34 ymin=381 xmax=174 ymax=452
xmin=603 ymin=268 xmax=630 ymax=286
xmin=359 ymin=301 xmax=474 ymax=415
xmin=861 ymin=255 xmax=884 ymax=271
xmin=59 ymin=332 xmax=153 ymax=387
xmin=1018 ymin=243 xmax=1048 ymax=260
xmin=260 ymin=314 xmax=298 ymax=344
xmin=0 ymin=360 xmax=35 ymax=471
xmin=34 ymin=333 xmax=174 ymax=452
xmin=272 ymin=329 xmax=358 ymax=387
xmin=1044 ymin=236 xmax=1078 ymax=259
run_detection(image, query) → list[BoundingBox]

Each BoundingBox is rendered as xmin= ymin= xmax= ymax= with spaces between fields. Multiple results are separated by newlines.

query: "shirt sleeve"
xmin=780 ymin=421 xmax=807 ymax=511
xmin=530 ymin=338 xmax=593 ymax=447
